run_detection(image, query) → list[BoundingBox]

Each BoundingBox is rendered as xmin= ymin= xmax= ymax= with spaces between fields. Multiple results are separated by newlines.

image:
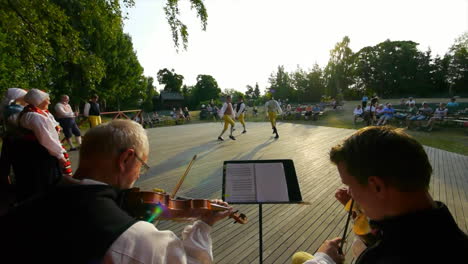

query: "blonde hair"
xmin=80 ymin=120 xmax=149 ymax=160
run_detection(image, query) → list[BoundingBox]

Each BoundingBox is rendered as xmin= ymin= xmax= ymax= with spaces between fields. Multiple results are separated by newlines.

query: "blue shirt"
xmin=447 ymin=102 xmax=459 ymax=107
xmin=383 ymin=107 xmax=395 ymax=117
xmin=3 ymin=103 xmax=24 ymax=121
xmin=362 ymin=96 xmax=368 ymax=102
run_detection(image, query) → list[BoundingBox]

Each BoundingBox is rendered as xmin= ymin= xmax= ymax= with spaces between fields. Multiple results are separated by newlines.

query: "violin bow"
xmin=170 ymin=155 xmax=197 ymax=199
xmin=339 ymin=199 xmax=354 ymax=254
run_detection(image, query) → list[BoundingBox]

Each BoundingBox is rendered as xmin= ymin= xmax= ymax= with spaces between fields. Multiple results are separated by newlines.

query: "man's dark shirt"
xmin=356 ymin=201 xmax=468 ymax=264
xmin=1 ymin=184 xmax=137 ymax=263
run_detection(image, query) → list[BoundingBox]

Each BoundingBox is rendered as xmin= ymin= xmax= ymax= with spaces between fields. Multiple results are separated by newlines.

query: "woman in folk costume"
xmin=0 ymin=88 xmax=28 ymax=187
xmin=12 ymin=89 xmax=72 ymax=202
xmin=217 ymin=95 xmax=236 ymax=141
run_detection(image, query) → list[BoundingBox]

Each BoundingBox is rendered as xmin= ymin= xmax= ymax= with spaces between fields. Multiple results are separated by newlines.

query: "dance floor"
xmin=75 ymin=122 xmax=468 ymax=263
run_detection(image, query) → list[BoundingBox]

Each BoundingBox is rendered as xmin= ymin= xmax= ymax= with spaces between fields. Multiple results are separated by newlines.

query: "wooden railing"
xmin=100 ymin=109 xmax=143 ymax=125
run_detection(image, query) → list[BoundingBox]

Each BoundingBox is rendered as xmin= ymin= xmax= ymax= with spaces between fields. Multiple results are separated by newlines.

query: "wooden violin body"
xmin=120 ymin=188 xmax=248 ymax=224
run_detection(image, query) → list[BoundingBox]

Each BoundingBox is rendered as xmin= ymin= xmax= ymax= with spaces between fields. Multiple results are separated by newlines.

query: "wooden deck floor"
xmin=112 ymin=122 xmax=467 ymax=264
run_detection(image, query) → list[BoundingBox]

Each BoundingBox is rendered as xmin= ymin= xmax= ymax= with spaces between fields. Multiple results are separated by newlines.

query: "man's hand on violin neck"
xmin=317 ymin=237 xmax=345 ymax=264
xmin=200 ymin=199 xmax=233 ymax=226
xmin=335 ymin=187 xmax=351 ymax=206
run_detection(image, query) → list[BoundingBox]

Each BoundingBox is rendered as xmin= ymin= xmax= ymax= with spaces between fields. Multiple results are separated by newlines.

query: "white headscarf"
xmin=1 ymin=88 xmax=27 ymax=107
xmin=24 ymin=89 xmax=49 ymax=107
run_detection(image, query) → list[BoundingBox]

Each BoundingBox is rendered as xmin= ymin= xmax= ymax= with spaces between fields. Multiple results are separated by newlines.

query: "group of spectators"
xmin=170 ymin=106 xmax=191 ymax=122
xmin=283 ymin=104 xmax=323 ymax=120
xmin=353 ymin=96 xmax=461 ymax=131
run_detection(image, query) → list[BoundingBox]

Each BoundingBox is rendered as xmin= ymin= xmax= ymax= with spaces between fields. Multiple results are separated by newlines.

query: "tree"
xmin=305 ymin=64 xmax=326 ymax=102
xmin=164 ymin=0 xmax=207 ymax=51
xmin=353 ymin=40 xmax=434 ymax=97
xmin=157 ymin=68 xmax=184 ymax=93
xmin=192 ymin=74 xmax=221 ymax=103
xmin=324 ymin=36 xmax=354 ymax=99
xmin=268 ymin=65 xmax=293 ymax=100
xmin=222 ymin=88 xmax=244 ymax=101
xmin=446 ymin=32 xmax=468 ymax=95
xmin=0 ymin=0 xmax=209 ymax=108
xmin=254 ymin=83 xmax=261 ymax=98
xmin=245 ymin=85 xmax=254 ymax=99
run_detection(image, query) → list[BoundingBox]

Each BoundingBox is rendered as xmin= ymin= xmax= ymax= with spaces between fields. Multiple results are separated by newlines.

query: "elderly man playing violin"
xmin=2 ymin=119 xmax=232 ymax=264
xmin=292 ymin=126 xmax=468 ymax=264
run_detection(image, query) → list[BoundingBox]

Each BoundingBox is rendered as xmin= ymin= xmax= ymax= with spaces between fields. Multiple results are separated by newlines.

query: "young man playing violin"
xmin=293 ymin=126 xmax=468 ymax=264
xmin=1 ymin=119 xmax=232 ymax=263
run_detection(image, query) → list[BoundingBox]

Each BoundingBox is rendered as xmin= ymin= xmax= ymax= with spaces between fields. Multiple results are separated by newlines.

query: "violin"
xmin=120 ymin=188 xmax=248 ymax=224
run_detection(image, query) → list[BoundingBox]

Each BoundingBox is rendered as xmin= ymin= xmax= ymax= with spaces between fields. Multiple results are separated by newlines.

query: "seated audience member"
xmin=407 ymin=102 xmax=433 ymax=129
xmin=400 ymin=98 xmax=407 ymax=107
xmin=286 ymin=104 xmax=292 ymax=116
xmin=305 ymin=105 xmax=313 ymax=120
xmin=447 ymin=97 xmax=459 ymax=107
xmin=151 ymin=112 xmax=160 ymax=122
xmin=376 ymin=103 xmax=394 ymax=126
xmin=1 ymin=120 xmax=233 ymax=263
xmin=375 ymin=104 xmax=385 ymax=120
xmin=252 ymin=106 xmax=258 ymax=117
xmin=213 ymin=106 xmax=221 ymax=120
xmin=363 ymin=102 xmax=377 ymax=126
xmin=312 ymin=105 xmax=321 ymax=121
xmin=406 ymin=97 xmax=416 ymax=106
xmin=425 ymin=103 xmax=448 ymax=132
xmin=353 ymin=105 xmax=363 ymax=124
xmin=292 ymin=126 xmax=468 ymax=264
xmin=295 ymin=106 xmax=302 ymax=119
xmin=183 ymin=107 xmax=191 ymax=121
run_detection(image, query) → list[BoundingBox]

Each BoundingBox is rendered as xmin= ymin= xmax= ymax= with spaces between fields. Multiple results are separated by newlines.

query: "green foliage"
xmin=157 ymin=68 xmax=184 ymax=93
xmin=192 ymin=74 xmax=221 ymax=103
xmin=268 ymin=65 xmax=293 ymax=100
xmin=222 ymin=88 xmax=245 ymax=101
xmin=446 ymin=32 xmax=468 ymax=95
xmin=164 ymin=0 xmax=207 ymax=51
xmin=324 ymin=36 xmax=354 ymax=99
xmin=0 ymin=0 xmax=208 ymax=111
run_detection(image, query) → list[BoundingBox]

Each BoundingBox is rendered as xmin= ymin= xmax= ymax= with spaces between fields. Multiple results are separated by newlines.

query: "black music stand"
xmin=222 ymin=159 xmax=303 ymax=264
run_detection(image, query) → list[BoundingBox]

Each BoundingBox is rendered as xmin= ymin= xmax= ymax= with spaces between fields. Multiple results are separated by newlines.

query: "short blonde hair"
xmin=80 ymin=120 xmax=149 ymax=160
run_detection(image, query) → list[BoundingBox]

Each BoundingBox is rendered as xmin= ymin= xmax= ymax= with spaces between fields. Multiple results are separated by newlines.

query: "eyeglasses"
xmin=135 ymin=154 xmax=150 ymax=175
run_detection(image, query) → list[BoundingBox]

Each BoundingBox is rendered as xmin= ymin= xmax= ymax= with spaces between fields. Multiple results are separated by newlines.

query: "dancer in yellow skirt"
xmin=265 ymin=97 xmax=282 ymax=139
xmin=218 ymin=95 xmax=236 ymax=141
xmin=235 ymin=96 xmax=247 ymax=134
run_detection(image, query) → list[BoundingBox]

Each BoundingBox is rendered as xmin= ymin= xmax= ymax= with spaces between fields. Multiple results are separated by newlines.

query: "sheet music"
xmin=225 ymin=163 xmax=257 ymax=202
xmin=225 ymin=162 xmax=289 ymax=203
xmin=255 ymin=163 xmax=289 ymax=202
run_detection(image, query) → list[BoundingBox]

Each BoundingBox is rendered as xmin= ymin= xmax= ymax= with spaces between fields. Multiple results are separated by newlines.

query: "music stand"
xmin=222 ymin=159 xmax=303 ymax=264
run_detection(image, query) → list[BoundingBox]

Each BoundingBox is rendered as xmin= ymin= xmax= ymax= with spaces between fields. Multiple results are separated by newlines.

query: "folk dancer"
xmin=55 ymin=95 xmax=82 ymax=151
xmin=13 ymin=89 xmax=72 ymax=202
xmin=265 ymin=97 xmax=282 ymax=139
xmin=84 ymin=94 xmax=102 ymax=127
xmin=218 ymin=95 xmax=236 ymax=141
xmin=235 ymin=96 xmax=247 ymax=134
xmin=1 ymin=120 xmax=233 ymax=263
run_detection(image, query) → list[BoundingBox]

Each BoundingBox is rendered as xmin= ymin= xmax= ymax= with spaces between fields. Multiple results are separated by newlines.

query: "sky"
xmin=122 ymin=0 xmax=468 ymax=93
